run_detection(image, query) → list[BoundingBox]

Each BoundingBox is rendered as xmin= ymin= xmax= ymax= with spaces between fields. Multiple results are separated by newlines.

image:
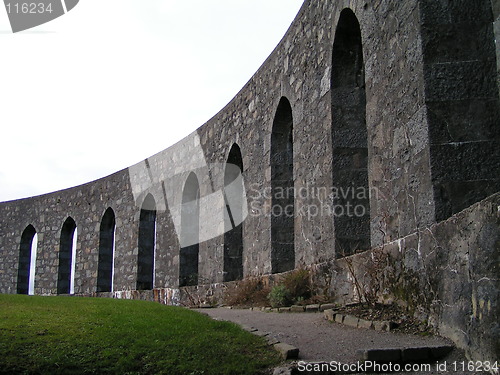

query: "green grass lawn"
xmin=0 ymin=294 xmax=280 ymax=375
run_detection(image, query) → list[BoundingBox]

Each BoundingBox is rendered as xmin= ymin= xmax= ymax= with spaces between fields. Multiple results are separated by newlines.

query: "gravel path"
xmin=195 ymin=308 xmax=451 ymax=362
xmin=194 ymin=308 xmax=481 ymax=374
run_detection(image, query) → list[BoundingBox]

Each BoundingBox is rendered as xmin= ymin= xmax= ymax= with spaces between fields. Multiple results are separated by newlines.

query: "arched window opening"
xmin=58 ymin=217 xmax=77 ymax=294
xmin=180 ymin=173 xmax=200 ymax=287
xmin=331 ymin=8 xmax=371 ymax=257
xmin=17 ymin=225 xmax=37 ymax=295
xmin=223 ymin=144 xmax=244 ymax=282
xmin=270 ymin=97 xmax=295 ymax=273
xmin=137 ymin=194 xmax=156 ymax=291
xmin=97 ymin=207 xmax=116 ymax=293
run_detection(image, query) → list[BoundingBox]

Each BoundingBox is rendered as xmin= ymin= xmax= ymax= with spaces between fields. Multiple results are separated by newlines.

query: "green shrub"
xmin=267 ymin=285 xmax=291 ymax=308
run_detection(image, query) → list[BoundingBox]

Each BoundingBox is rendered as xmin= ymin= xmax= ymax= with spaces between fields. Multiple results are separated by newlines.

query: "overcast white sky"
xmin=0 ymin=0 xmax=304 ymax=202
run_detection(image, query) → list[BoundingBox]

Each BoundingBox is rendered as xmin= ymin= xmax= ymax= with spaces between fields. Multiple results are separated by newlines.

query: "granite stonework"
xmin=0 ymin=0 xmax=499 ymax=365
xmin=329 ymin=193 xmax=500 ymax=365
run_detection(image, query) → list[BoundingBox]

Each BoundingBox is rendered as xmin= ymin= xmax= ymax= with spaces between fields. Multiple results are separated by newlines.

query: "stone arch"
xmin=58 ymin=217 xmax=77 ymax=294
xmin=137 ymin=194 xmax=156 ymax=290
xmin=270 ymin=96 xmax=295 ymax=273
xmin=331 ymin=8 xmax=371 ymax=257
xmin=179 ymin=172 xmax=200 ymax=286
xmin=223 ymin=143 xmax=244 ymax=281
xmin=17 ymin=224 xmax=37 ymax=295
xmin=97 ymin=207 xmax=116 ymax=292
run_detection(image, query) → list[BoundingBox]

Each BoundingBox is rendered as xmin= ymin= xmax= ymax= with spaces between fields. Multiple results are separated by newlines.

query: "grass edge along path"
xmin=0 ymin=294 xmax=281 ymax=375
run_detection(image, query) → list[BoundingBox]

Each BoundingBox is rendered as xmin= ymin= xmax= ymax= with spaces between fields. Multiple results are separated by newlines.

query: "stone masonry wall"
xmin=113 ymin=193 xmax=500 ymax=364
xmin=494 ymin=0 xmax=500 ymax=88
xmin=330 ymin=193 xmax=500 ymax=365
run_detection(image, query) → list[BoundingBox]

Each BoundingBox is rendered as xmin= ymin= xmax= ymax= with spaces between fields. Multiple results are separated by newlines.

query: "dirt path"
xmin=195 ymin=308 xmax=477 ymax=374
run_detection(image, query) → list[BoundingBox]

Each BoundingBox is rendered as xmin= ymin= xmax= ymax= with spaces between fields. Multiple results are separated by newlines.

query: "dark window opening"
xmin=17 ymin=225 xmax=36 ymax=295
xmin=137 ymin=194 xmax=156 ymax=290
xmin=97 ymin=207 xmax=115 ymax=292
xmin=271 ymin=96 xmax=295 ymax=273
xmin=223 ymin=143 xmax=244 ymax=282
xmin=180 ymin=173 xmax=200 ymax=287
xmin=58 ymin=217 xmax=76 ymax=294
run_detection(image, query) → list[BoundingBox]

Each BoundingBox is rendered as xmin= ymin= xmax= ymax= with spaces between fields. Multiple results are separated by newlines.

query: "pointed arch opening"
xmin=17 ymin=225 xmax=37 ymax=295
xmin=331 ymin=9 xmax=371 ymax=257
xmin=137 ymin=194 xmax=156 ymax=290
xmin=97 ymin=207 xmax=116 ymax=292
xmin=270 ymin=97 xmax=295 ymax=273
xmin=223 ymin=143 xmax=244 ymax=281
xmin=180 ymin=172 xmax=200 ymax=287
xmin=58 ymin=217 xmax=77 ymax=294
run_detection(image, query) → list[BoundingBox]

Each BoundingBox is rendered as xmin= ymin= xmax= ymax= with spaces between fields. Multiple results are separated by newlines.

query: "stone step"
xmin=273 ymin=342 xmax=300 ymax=360
xmin=357 ymin=345 xmax=454 ymax=362
xmin=273 ymin=345 xmax=455 ymax=374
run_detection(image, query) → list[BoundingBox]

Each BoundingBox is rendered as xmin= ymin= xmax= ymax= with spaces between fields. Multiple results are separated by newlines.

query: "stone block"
xmin=373 ymin=320 xmax=390 ymax=331
xmin=323 ymin=309 xmax=335 ymax=321
xmin=357 ymin=318 xmax=374 ymax=329
xmin=358 ymin=348 xmax=402 ymax=362
xmin=335 ymin=314 xmax=344 ymax=324
xmin=240 ymin=324 xmax=257 ymax=332
xmin=266 ymin=335 xmax=280 ymax=345
xmin=253 ymin=330 xmax=269 ymax=337
xmin=274 ymin=343 xmax=299 ymax=360
xmin=279 ymin=307 xmax=291 ymax=313
xmin=319 ymin=303 xmax=337 ymax=311
xmin=291 ymin=305 xmax=305 ymax=313
xmin=343 ymin=314 xmax=359 ymax=328
xmin=424 ymin=61 xmax=498 ymax=102
xmin=305 ymin=304 xmax=320 ymax=312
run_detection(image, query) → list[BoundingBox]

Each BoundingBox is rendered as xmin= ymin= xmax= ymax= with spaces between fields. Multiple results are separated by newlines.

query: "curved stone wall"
xmin=1 ymin=0 xmax=499 ymax=363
